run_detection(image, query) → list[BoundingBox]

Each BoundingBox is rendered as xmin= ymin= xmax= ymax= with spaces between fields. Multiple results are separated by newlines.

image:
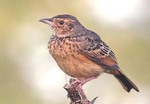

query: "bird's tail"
xmin=114 ymin=70 xmax=139 ymax=92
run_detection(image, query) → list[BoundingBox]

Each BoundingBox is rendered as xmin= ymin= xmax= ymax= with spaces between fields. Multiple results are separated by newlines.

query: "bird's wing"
xmin=80 ymin=32 xmax=119 ymax=70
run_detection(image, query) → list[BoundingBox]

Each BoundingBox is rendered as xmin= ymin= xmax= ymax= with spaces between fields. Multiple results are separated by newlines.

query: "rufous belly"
xmin=48 ymin=38 xmax=105 ymax=80
xmin=51 ymin=52 xmax=105 ymax=80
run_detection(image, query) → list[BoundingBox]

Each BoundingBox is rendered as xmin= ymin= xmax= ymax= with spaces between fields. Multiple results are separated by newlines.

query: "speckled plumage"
xmin=40 ymin=14 xmax=139 ymax=92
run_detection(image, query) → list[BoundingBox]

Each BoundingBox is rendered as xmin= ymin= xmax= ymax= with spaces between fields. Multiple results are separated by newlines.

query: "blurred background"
xmin=0 ymin=0 xmax=150 ymax=104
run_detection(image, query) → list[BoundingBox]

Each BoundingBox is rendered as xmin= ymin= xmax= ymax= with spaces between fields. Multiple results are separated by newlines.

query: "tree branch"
xmin=64 ymin=78 xmax=98 ymax=104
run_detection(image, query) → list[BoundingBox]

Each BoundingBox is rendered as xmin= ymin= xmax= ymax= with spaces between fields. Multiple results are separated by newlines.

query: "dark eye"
xmin=59 ymin=20 xmax=64 ymax=25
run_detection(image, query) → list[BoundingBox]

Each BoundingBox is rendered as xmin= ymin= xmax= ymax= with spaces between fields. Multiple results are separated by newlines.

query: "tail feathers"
xmin=114 ymin=70 xmax=139 ymax=92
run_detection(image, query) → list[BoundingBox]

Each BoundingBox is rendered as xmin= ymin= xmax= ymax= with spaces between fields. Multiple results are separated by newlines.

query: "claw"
xmin=64 ymin=78 xmax=98 ymax=104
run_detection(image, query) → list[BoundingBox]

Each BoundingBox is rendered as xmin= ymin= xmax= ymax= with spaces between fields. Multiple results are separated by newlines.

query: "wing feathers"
xmin=80 ymin=33 xmax=118 ymax=70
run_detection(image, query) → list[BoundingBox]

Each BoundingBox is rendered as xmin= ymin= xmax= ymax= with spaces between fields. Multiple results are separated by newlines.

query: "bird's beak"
xmin=39 ymin=18 xmax=55 ymax=26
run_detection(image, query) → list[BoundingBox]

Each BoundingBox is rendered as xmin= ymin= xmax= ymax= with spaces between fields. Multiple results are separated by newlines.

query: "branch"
xmin=64 ymin=78 xmax=98 ymax=104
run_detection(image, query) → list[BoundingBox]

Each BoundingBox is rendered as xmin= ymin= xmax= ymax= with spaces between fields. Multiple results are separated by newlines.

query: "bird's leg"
xmin=70 ymin=77 xmax=97 ymax=90
xmin=64 ymin=77 xmax=98 ymax=104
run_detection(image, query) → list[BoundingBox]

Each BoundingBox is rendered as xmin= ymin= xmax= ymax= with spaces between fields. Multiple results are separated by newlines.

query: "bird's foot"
xmin=64 ymin=78 xmax=83 ymax=92
xmin=64 ymin=77 xmax=98 ymax=104
xmin=70 ymin=77 xmax=97 ymax=89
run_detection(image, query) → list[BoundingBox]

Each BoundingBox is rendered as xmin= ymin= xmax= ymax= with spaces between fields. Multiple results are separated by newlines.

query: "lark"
xmin=40 ymin=14 xmax=139 ymax=92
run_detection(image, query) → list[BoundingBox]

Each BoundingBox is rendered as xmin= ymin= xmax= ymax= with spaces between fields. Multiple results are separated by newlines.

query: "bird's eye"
xmin=59 ymin=20 xmax=64 ymax=25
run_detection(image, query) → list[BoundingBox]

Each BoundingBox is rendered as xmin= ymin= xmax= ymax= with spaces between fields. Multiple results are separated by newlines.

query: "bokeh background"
xmin=0 ymin=0 xmax=150 ymax=104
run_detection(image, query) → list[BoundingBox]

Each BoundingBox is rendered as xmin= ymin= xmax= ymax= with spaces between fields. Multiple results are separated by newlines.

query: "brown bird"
xmin=40 ymin=14 xmax=139 ymax=92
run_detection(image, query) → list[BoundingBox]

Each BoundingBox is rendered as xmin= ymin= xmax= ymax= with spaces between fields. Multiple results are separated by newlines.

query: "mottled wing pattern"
xmin=80 ymin=31 xmax=119 ymax=70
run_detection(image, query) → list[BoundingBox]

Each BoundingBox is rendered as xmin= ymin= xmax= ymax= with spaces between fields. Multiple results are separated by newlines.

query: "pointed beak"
xmin=39 ymin=18 xmax=55 ymax=26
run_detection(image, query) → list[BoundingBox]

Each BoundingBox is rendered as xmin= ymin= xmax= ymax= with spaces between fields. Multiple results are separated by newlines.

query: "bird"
xmin=39 ymin=14 xmax=139 ymax=92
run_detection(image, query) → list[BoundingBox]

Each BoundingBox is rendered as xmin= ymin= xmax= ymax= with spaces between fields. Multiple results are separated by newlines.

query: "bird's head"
xmin=40 ymin=14 xmax=83 ymax=37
